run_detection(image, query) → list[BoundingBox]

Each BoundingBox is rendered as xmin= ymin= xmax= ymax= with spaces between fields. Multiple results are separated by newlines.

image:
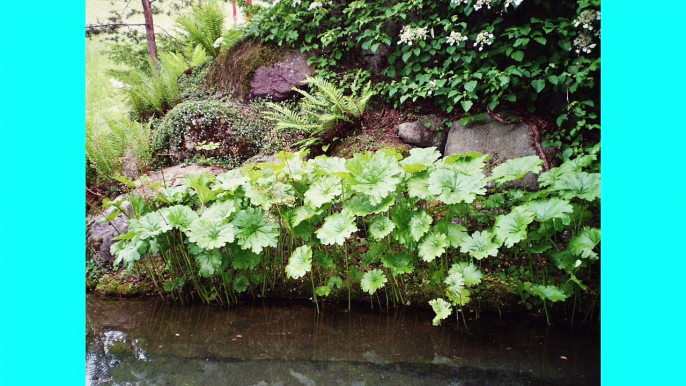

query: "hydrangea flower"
xmin=574 ymin=9 xmax=601 ymax=30
xmin=474 ymin=0 xmax=492 ymax=11
xmin=398 ymin=26 xmax=429 ymax=46
xmin=446 ymin=31 xmax=467 ymax=46
xmin=573 ymin=33 xmax=597 ymax=54
xmin=213 ymin=37 xmax=224 ymax=49
xmin=475 ymin=31 xmax=494 ymax=51
xmin=504 ymin=0 xmax=523 ymax=8
xmin=308 ymin=1 xmax=322 ymax=10
xmin=426 ymin=79 xmax=437 ymax=96
xmin=292 ymin=0 xmax=301 ymax=7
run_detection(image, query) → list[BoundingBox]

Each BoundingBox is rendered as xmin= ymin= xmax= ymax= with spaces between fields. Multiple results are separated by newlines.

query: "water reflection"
xmin=87 ymin=295 xmax=598 ymax=385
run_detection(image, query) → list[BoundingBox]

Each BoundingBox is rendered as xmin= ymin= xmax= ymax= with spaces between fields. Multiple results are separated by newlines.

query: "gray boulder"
xmin=87 ymin=195 xmax=131 ymax=265
xmin=444 ymin=113 xmax=546 ymax=189
xmin=397 ymin=115 xmax=448 ymax=151
xmin=249 ymin=52 xmax=314 ymax=101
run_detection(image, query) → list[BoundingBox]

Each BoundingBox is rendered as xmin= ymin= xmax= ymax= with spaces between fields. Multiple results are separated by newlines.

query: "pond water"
xmin=87 ymin=295 xmax=599 ymax=386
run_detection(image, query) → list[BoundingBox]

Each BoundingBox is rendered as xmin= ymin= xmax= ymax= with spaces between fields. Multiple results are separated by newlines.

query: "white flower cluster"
xmin=109 ymin=78 xmax=126 ymax=89
xmin=573 ymin=33 xmax=596 ymax=54
xmin=504 ymin=0 xmax=523 ymax=8
xmin=574 ymin=9 xmax=600 ymax=30
xmin=398 ymin=25 xmax=429 ymax=46
xmin=446 ymin=31 xmax=467 ymax=46
xmin=475 ymin=31 xmax=494 ymax=51
xmin=308 ymin=1 xmax=322 ymax=10
xmin=292 ymin=0 xmax=301 ymax=7
xmin=213 ymin=37 xmax=225 ymax=49
xmin=473 ymin=0 xmax=492 ymax=11
xmin=451 ymin=0 xmax=468 ymax=5
xmin=427 ymin=79 xmax=437 ymax=95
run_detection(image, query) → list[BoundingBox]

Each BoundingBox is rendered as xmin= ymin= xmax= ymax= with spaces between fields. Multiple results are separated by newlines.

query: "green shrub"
xmin=155 ymin=99 xmax=280 ymax=164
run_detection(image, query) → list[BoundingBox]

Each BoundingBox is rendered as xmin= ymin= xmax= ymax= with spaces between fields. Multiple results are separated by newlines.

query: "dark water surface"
xmin=86 ymin=295 xmax=599 ymax=386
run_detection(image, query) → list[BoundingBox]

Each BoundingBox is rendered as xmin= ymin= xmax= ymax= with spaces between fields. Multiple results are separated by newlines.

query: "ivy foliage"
xmin=247 ymin=0 xmax=600 ymax=146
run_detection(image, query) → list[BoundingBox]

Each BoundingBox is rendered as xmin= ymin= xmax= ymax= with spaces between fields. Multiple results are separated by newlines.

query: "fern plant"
xmin=176 ymin=0 xmax=226 ymax=58
xmin=265 ymin=74 xmax=376 ymax=149
xmin=125 ymin=52 xmax=188 ymax=120
xmin=86 ymin=115 xmax=153 ymax=182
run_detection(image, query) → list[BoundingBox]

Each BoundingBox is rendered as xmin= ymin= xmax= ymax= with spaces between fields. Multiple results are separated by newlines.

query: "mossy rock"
xmin=155 ymin=100 xmax=271 ymax=164
xmin=205 ymin=40 xmax=286 ymax=102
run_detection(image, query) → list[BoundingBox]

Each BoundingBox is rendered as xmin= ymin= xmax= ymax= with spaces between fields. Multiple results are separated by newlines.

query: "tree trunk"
xmin=141 ymin=0 xmax=158 ymax=68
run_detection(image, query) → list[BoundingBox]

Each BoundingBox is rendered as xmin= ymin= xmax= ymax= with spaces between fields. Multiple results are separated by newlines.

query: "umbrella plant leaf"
xmin=162 ymin=205 xmax=199 ymax=231
xmin=400 ymin=147 xmax=442 ymax=173
xmin=409 ymin=211 xmax=433 ymax=242
xmin=110 ymin=237 xmax=146 ymax=268
xmin=568 ymin=227 xmax=601 ymax=259
xmin=490 ymin=156 xmax=543 ymax=184
xmin=316 ymin=209 xmax=358 ymax=246
xmin=213 ymin=169 xmax=249 ymax=193
xmin=444 ymin=272 xmax=465 ymax=294
xmin=129 ymin=212 xmax=171 ymax=240
xmin=494 ymin=206 xmax=536 ymax=248
xmin=327 ymin=276 xmax=343 ymax=289
xmin=448 ymin=262 xmax=483 ymax=287
xmin=369 ymin=216 xmax=395 ymax=240
xmin=530 ymin=284 xmax=568 ymax=302
xmin=285 ymin=245 xmax=313 ymax=280
xmin=447 ymin=288 xmax=472 ymax=306
xmin=314 ymin=250 xmax=337 ymax=270
xmin=418 ymin=232 xmax=448 ymax=262
xmin=460 ymin=230 xmax=499 ymax=260
xmin=200 ymin=200 xmax=237 ymax=221
xmin=443 ymin=152 xmax=490 ymax=175
xmin=525 ymin=198 xmax=573 ymax=224
xmin=244 ymin=175 xmax=295 ymax=210
xmin=381 ymin=252 xmax=414 ymax=275
xmin=231 ymin=208 xmax=280 ymax=254
xmin=391 ymin=205 xmax=415 ymax=246
xmin=346 ymin=151 xmax=404 ymax=206
xmin=313 ymin=155 xmax=348 ymax=176
xmin=316 ymin=286 xmax=331 ymax=296
xmin=428 ymin=166 xmax=488 ymax=204
xmin=157 ymin=185 xmax=189 ymax=205
xmin=187 ymin=173 xmax=219 ymax=205
xmin=289 ymin=206 xmax=324 ymax=228
xmin=406 ymin=171 xmax=433 ymax=200
xmin=186 ymin=218 xmax=236 ymax=250
xmin=230 ymin=246 xmax=262 ymax=270
xmin=554 ymin=171 xmax=600 ymax=201
xmin=360 ymin=269 xmax=388 ymax=295
xmin=343 ymin=193 xmax=396 ymax=216
xmin=233 ymin=275 xmax=250 ymax=293
xmin=429 ymin=298 xmax=453 ymax=326
xmin=304 ymin=176 xmax=342 ymax=208
xmin=434 ymin=222 xmax=468 ymax=248
xmin=195 ymin=249 xmax=223 ymax=278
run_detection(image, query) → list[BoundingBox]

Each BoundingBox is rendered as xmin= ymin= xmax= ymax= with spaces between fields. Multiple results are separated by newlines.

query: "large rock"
xmin=249 ymin=52 xmax=314 ymax=101
xmin=87 ymin=195 xmax=131 ymax=265
xmin=397 ymin=114 xmax=448 ymax=151
xmin=444 ymin=113 xmax=544 ymax=189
